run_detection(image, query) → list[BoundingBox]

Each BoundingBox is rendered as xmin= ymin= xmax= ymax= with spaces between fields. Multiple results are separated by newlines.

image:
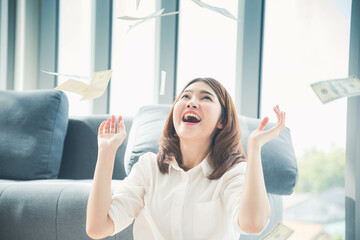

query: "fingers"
xmin=258 ymin=116 xmax=269 ymax=131
xmin=273 ymin=105 xmax=286 ymax=130
xmin=104 ymin=118 xmax=111 ymax=134
xmin=117 ymin=116 xmax=125 ymax=133
xmin=273 ymin=105 xmax=281 ymax=120
xmin=100 ymin=115 xmax=125 ymax=135
xmin=110 ymin=115 xmax=115 ymax=134
xmin=281 ymin=111 xmax=286 ymax=128
xmin=98 ymin=120 xmax=106 ymax=135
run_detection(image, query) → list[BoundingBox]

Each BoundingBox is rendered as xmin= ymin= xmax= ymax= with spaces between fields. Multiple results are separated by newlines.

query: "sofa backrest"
xmin=58 ymin=115 xmax=133 ymax=180
xmin=58 ymin=104 xmax=298 ymax=195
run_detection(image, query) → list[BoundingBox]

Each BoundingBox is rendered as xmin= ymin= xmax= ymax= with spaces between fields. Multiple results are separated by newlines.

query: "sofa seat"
xmin=0 ymin=179 xmax=133 ymax=240
xmin=0 ymin=178 xmax=282 ymax=240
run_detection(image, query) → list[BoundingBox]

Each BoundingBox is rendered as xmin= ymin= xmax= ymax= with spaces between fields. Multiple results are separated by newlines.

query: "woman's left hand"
xmin=247 ymin=105 xmax=286 ymax=149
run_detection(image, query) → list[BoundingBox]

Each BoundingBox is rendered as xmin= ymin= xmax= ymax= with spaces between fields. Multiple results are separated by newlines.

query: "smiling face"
xmin=173 ymin=81 xmax=223 ymax=142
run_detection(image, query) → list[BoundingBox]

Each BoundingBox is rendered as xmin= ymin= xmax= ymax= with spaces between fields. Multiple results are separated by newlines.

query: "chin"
xmin=178 ymin=130 xmax=212 ymax=142
xmin=177 ymin=130 xmax=199 ymax=140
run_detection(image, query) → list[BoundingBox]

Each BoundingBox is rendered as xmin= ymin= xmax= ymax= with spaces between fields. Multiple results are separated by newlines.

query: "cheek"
xmin=172 ymin=103 xmax=182 ymax=124
xmin=205 ymin=105 xmax=222 ymax=123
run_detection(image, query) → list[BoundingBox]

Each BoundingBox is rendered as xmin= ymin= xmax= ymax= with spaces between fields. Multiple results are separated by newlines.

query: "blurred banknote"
xmin=41 ymin=70 xmax=88 ymax=80
xmin=260 ymin=223 xmax=294 ymax=240
xmin=81 ymin=70 xmax=112 ymax=100
xmin=311 ymin=75 xmax=360 ymax=104
xmin=192 ymin=0 xmax=240 ymax=22
xmin=41 ymin=70 xmax=112 ymax=100
xmin=118 ymin=8 xmax=180 ymax=32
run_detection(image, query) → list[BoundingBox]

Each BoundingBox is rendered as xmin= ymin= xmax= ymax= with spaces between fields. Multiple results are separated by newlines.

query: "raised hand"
xmin=247 ymin=105 xmax=286 ymax=149
xmin=97 ymin=115 xmax=127 ymax=152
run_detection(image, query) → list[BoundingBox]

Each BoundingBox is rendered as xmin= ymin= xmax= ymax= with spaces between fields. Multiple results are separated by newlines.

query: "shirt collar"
xmin=168 ymin=154 xmax=213 ymax=176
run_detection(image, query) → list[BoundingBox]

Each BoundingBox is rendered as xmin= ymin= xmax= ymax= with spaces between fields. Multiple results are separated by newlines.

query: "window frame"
xmin=346 ymin=0 xmax=360 ymax=238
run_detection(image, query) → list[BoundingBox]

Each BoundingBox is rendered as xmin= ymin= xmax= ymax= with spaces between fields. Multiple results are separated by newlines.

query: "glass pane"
xmin=261 ymin=0 xmax=351 ymax=239
xmin=58 ymin=0 xmax=92 ymax=116
xmin=110 ymin=0 xmax=156 ymax=116
xmin=176 ymin=0 xmax=238 ymax=97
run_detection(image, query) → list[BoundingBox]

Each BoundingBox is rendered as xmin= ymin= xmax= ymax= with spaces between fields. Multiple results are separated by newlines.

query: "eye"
xmin=181 ymin=94 xmax=189 ymax=99
xmin=202 ymin=96 xmax=212 ymax=101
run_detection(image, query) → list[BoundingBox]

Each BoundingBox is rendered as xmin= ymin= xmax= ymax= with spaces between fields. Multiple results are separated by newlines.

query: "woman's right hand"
xmin=97 ymin=115 xmax=127 ymax=152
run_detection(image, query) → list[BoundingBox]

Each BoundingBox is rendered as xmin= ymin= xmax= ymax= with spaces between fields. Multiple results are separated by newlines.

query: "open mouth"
xmin=182 ymin=112 xmax=201 ymax=124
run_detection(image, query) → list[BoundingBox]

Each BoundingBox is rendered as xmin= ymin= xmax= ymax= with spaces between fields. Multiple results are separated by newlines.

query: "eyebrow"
xmin=183 ymin=89 xmax=215 ymax=97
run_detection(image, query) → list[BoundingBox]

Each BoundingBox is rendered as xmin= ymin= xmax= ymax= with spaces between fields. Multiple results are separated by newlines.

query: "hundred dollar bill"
xmin=42 ymin=69 xmax=112 ymax=100
xmin=260 ymin=223 xmax=294 ymax=240
xmin=192 ymin=0 xmax=240 ymax=22
xmin=311 ymin=75 xmax=360 ymax=104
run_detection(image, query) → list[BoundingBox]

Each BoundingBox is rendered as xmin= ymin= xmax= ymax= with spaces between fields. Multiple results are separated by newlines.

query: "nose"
xmin=187 ymin=98 xmax=199 ymax=108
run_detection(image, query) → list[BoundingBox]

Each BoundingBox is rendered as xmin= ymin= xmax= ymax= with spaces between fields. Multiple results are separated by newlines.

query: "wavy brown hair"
xmin=157 ymin=77 xmax=247 ymax=180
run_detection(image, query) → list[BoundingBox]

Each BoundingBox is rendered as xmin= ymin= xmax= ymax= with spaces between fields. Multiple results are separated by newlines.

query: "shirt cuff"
xmin=108 ymin=201 xmax=133 ymax=236
xmin=233 ymin=207 xmax=250 ymax=235
xmin=108 ymin=204 xmax=119 ymax=236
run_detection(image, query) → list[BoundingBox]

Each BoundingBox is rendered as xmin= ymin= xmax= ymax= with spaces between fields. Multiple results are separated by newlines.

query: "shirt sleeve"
xmin=108 ymin=152 xmax=152 ymax=236
xmin=221 ymin=162 xmax=270 ymax=235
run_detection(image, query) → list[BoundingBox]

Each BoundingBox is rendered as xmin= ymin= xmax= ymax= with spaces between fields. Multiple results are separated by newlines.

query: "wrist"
xmin=98 ymin=146 xmax=118 ymax=156
xmin=247 ymin=141 xmax=261 ymax=153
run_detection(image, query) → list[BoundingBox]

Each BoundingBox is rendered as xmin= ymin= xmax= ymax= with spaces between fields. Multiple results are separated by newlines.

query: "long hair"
xmin=157 ymin=77 xmax=247 ymax=180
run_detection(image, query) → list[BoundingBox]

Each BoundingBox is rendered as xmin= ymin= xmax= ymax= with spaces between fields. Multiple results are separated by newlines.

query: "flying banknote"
xmin=311 ymin=75 xmax=360 ymax=104
xmin=41 ymin=70 xmax=112 ymax=100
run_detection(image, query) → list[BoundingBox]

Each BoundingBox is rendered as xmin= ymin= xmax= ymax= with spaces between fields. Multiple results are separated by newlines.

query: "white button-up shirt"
xmin=108 ymin=152 xmax=265 ymax=239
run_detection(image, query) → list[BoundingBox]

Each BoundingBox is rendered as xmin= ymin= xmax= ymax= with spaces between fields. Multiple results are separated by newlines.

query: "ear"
xmin=217 ymin=120 xmax=224 ymax=129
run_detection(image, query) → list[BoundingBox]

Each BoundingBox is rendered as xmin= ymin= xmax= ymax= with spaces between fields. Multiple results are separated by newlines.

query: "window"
xmin=261 ymin=0 xmax=351 ymax=238
xmin=176 ymin=0 xmax=238 ymax=97
xmin=110 ymin=0 xmax=157 ymax=116
xmin=58 ymin=0 xmax=92 ymax=116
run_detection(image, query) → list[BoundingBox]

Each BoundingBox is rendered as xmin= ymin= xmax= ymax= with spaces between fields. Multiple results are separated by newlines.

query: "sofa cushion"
xmin=124 ymin=105 xmax=298 ymax=195
xmin=124 ymin=105 xmax=168 ymax=176
xmin=238 ymin=115 xmax=298 ymax=195
xmin=58 ymin=116 xmax=133 ymax=180
xmin=0 ymin=90 xmax=69 ymax=180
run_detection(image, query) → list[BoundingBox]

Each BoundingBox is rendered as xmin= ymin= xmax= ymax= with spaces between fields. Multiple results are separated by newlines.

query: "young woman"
xmin=86 ymin=78 xmax=286 ymax=240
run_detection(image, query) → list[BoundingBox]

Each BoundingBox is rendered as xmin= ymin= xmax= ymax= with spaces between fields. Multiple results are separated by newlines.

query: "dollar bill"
xmin=41 ymin=70 xmax=89 ymax=80
xmin=42 ymin=69 xmax=112 ymax=100
xmin=54 ymin=79 xmax=88 ymax=96
xmin=260 ymin=223 xmax=294 ymax=240
xmin=192 ymin=0 xmax=240 ymax=22
xmin=311 ymin=75 xmax=360 ymax=104
xmin=81 ymin=70 xmax=112 ymax=100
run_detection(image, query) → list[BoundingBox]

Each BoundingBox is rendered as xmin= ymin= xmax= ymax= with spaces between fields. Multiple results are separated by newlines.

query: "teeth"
xmin=184 ymin=113 xmax=200 ymax=121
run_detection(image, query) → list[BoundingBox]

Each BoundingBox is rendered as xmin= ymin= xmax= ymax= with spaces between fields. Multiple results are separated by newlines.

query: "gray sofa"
xmin=0 ymin=89 xmax=298 ymax=240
